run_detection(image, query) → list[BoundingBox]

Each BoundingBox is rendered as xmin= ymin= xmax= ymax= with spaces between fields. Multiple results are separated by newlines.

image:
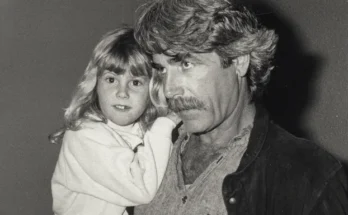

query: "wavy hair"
xmin=135 ymin=0 xmax=278 ymax=102
xmin=149 ymin=69 xmax=169 ymax=115
xmin=49 ymin=27 xmax=157 ymax=143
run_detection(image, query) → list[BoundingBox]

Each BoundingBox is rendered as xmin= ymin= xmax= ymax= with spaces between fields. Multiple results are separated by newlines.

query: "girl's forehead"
xmin=101 ymin=69 xmax=149 ymax=78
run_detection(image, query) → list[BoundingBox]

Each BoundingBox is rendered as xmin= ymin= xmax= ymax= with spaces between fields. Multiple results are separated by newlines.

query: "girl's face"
xmin=97 ymin=69 xmax=150 ymax=126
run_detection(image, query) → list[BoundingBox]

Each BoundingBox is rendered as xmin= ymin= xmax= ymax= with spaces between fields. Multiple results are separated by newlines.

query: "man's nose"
xmin=116 ymin=83 xmax=129 ymax=99
xmin=163 ymin=68 xmax=184 ymax=99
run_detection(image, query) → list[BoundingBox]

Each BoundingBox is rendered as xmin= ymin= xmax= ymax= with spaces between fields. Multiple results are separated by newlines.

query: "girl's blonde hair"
xmin=50 ymin=27 xmax=158 ymax=143
xmin=149 ymin=69 xmax=169 ymax=116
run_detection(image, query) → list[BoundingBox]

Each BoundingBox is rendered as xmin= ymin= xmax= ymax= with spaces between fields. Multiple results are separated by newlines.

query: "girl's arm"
xmin=52 ymin=119 xmax=176 ymax=206
xmin=142 ymin=117 xmax=177 ymax=189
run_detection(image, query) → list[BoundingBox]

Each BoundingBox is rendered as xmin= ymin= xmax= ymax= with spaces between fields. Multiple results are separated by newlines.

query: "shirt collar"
xmin=234 ymin=103 xmax=269 ymax=173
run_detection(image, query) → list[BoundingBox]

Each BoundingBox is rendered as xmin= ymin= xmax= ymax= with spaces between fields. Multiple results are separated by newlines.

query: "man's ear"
xmin=233 ymin=54 xmax=250 ymax=77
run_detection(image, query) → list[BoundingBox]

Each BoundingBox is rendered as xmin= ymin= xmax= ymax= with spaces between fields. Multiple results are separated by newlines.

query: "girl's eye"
xmin=131 ymin=80 xmax=143 ymax=87
xmin=182 ymin=61 xmax=193 ymax=69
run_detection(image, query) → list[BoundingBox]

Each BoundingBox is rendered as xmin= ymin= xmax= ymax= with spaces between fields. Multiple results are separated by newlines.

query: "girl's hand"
xmin=166 ymin=111 xmax=182 ymax=125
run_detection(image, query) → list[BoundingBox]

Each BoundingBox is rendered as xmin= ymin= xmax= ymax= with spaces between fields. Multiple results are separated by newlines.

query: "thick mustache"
xmin=167 ymin=97 xmax=205 ymax=112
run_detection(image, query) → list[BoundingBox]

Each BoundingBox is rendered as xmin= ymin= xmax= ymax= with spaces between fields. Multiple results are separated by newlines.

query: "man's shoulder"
xmin=263 ymin=121 xmax=342 ymax=178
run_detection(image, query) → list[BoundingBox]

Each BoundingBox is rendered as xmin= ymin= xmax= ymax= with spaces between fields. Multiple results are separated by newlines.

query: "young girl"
xmin=50 ymin=27 xmax=179 ymax=215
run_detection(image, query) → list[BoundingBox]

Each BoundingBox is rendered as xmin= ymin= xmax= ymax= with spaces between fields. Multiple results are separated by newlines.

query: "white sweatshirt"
xmin=51 ymin=117 xmax=175 ymax=215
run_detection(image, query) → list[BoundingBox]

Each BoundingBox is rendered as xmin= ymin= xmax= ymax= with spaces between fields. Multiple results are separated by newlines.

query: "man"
xmin=133 ymin=0 xmax=348 ymax=214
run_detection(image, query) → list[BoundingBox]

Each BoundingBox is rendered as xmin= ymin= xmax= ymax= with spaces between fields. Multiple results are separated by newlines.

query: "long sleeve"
xmin=143 ymin=117 xmax=176 ymax=189
xmin=52 ymin=119 xmax=175 ymax=214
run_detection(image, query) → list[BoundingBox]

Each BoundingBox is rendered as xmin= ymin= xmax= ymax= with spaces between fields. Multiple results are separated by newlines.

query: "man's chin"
xmin=175 ymin=109 xmax=208 ymax=132
xmin=182 ymin=124 xmax=203 ymax=134
xmin=177 ymin=109 xmax=201 ymax=119
xmin=181 ymin=118 xmax=207 ymax=134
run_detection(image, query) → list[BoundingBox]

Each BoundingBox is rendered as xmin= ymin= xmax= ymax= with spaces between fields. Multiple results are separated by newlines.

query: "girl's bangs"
xmin=128 ymin=51 xmax=151 ymax=77
xmin=97 ymin=49 xmax=150 ymax=77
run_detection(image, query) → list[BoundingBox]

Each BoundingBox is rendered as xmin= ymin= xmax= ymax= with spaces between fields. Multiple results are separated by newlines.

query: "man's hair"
xmin=49 ymin=27 xmax=157 ymax=143
xmin=135 ymin=0 xmax=278 ymax=100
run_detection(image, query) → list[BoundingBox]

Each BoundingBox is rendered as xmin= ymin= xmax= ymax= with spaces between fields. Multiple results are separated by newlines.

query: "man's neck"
xmin=198 ymin=98 xmax=256 ymax=148
xmin=181 ymin=98 xmax=256 ymax=184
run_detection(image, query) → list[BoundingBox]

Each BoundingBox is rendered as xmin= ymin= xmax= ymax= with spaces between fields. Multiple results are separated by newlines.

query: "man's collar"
xmin=234 ymin=103 xmax=269 ymax=173
xmin=174 ymin=102 xmax=270 ymax=173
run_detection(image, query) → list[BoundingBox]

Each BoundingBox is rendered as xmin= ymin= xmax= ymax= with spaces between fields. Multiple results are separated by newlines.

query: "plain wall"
xmin=0 ymin=1 xmax=140 ymax=214
xmin=253 ymin=0 xmax=348 ymax=162
xmin=0 ymin=0 xmax=347 ymax=214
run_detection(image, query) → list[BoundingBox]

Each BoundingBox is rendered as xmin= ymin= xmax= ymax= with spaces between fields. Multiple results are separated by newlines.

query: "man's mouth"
xmin=175 ymin=108 xmax=195 ymax=113
xmin=176 ymin=109 xmax=200 ymax=120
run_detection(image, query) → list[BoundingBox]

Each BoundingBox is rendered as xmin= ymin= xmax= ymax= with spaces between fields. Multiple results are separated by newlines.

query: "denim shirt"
xmin=134 ymin=105 xmax=348 ymax=214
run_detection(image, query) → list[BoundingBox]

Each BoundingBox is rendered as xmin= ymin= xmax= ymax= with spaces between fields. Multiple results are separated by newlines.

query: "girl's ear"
xmin=233 ymin=54 xmax=250 ymax=77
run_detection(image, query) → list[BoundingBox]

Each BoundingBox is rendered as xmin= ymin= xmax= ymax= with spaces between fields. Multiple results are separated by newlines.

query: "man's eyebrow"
xmin=186 ymin=54 xmax=204 ymax=63
xmin=151 ymin=53 xmax=204 ymax=68
xmin=169 ymin=53 xmax=203 ymax=64
xmin=151 ymin=56 xmax=182 ymax=66
xmin=151 ymin=62 xmax=163 ymax=69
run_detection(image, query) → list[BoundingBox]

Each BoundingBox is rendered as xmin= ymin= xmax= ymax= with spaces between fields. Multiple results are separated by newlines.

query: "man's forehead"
xmin=152 ymin=52 xmax=217 ymax=65
xmin=152 ymin=53 xmax=172 ymax=64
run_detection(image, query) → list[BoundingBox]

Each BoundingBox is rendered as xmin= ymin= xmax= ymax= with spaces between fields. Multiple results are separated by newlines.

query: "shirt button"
xmin=182 ymin=195 xmax=188 ymax=204
xmin=229 ymin=197 xmax=236 ymax=204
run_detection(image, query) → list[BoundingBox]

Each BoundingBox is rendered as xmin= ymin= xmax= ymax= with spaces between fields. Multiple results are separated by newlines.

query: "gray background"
xmin=0 ymin=0 xmax=347 ymax=214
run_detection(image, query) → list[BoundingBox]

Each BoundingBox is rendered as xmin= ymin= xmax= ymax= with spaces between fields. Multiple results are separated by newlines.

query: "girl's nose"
xmin=116 ymin=84 xmax=129 ymax=99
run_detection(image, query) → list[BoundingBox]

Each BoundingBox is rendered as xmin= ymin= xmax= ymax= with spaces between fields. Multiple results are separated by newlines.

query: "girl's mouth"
xmin=114 ymin=105 xmax=131 ymax=111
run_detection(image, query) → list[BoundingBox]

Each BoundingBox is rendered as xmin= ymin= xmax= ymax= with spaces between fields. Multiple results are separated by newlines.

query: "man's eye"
xmin=182 ymin=61 xmax=193 ymax=69
xmin=152 ymin=63 xmax=167 ymax=74
xmin=157 ymin=67 xmax=167 ymax=74
xmin=106 ymin=77 xmax=115 ymax=83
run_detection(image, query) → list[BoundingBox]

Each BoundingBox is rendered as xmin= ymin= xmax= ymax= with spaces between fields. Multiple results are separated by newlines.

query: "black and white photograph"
xmin=1 ymin=0 xmax=347 ymax=214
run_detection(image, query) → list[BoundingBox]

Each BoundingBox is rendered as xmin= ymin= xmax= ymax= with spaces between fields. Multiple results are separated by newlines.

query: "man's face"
xmin=152 ymin=52 xmax=241 ymax=133
xmin=97 ymin=70 xmax=150 ymax=126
